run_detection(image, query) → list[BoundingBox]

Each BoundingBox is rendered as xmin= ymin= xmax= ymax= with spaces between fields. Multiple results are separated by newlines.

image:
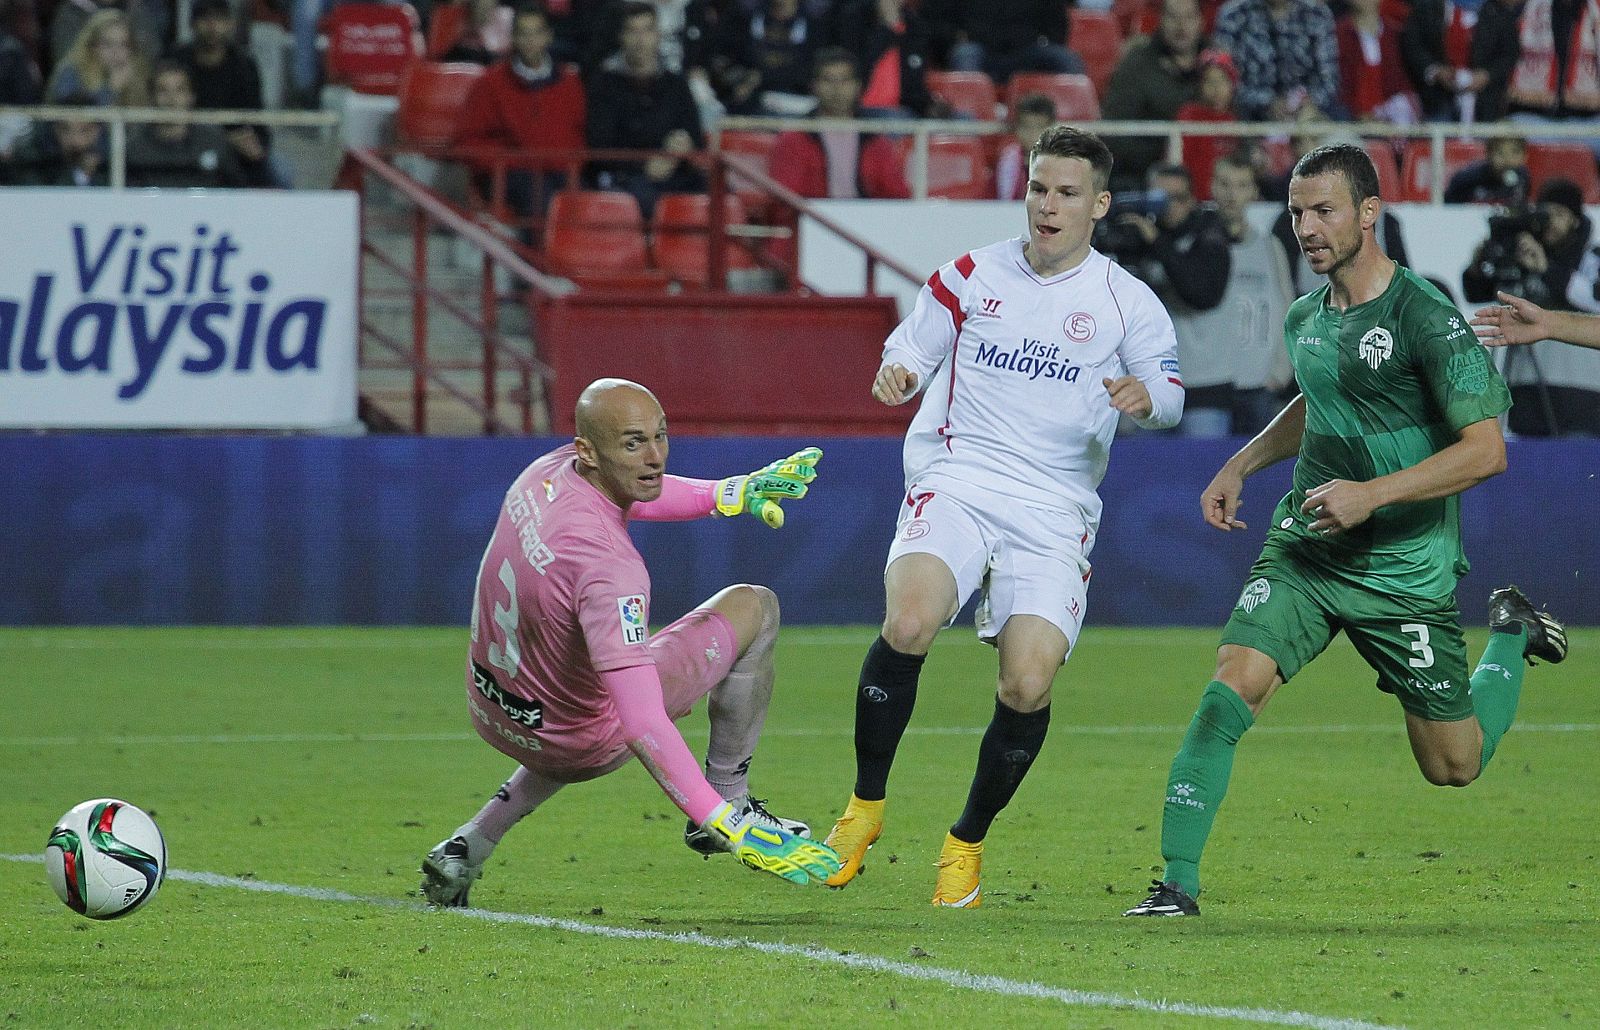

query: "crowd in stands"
xmin=0 ymin=0 xmax=1597 ymax=430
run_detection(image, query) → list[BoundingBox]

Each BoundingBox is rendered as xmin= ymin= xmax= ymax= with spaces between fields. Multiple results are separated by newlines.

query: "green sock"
xmin=1471 ymin=625 xmax=1528 ymax=772
xmin=1160 ymin=681 xmax=1255 ymax=898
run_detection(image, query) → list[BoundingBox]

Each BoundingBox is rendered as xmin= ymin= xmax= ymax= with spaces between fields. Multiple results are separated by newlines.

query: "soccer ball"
xmin=45 ymin=799 xmax=167 ymax=919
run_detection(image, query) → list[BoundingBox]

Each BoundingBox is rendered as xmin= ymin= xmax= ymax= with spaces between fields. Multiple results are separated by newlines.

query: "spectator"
xmin=829 ymin=0 xmax=935 ymax=117
xmin=126 ymin=60 xmax=244 ymax=187
xmin=1470 ymin=0 xmax=1525 ymax=122
xmin=770 ymin=46 xmax=910 ymax=198
xmin=1337 ymin=0 xmax=1422 ymax=122
xmin=1172 ymin=152 xmax=1296 ymax=436
xmin=994 ymin=92 xmax=1056 ymax=200
xmin=1102 ymin=0 xmax=1207 ymax=191
xmin=171 ymin=0 xmax=282 ymax=188
xmin=2 ymin=95 xmax=107 ymax=185
xmin=923 ymin=0 xmax=1083 ymax=85
xmin=741 ymin=0 xmax=822 ymax=113
xmin=1212 ymin=0 xmax=1339 ymax=121
xmin=0 ymin=19 xmax=39 ymax=103
xmin=1444 ymin=134 xmax=1532 ymax=203
xmin=440 ymin=0 xmax=514 ymax=64
xmin=454 ymin=1 xmax=586 ymax=218
xmin=1506 ymin=0 xmax=1600 ymax=146
xmin=1400 ymin=0 xmax=1516 ymax=121
xmin=49 ymin=0 xmax=161 ymax=70
xmin=47 ymin=8 xmax=149 ymax=105
xmin=585 ymin=1 xmax=706 ymax=217
xmin=1464 ymin=177 xmax=1600 ymax=435
xmin=1174 ymin=48 xmax=1238 ymax=200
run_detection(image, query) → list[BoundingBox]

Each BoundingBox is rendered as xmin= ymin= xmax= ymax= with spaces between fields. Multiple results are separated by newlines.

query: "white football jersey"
xmin=884 ymin=239 xmax=1184 ymax=527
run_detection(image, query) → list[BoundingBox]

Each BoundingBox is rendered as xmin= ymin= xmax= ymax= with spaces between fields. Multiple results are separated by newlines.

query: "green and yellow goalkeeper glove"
xmin=714 ymin=447 xmax=822 ymax=529
xmin=699 ymin=801 xmax=842 ymax=885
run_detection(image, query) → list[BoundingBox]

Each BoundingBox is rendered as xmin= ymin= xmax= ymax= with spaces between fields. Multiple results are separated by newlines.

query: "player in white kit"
xmin=420 ymin=380 xmax=840 ymax=906
xmin=821 ymin=125 xmax=1185 ymax=907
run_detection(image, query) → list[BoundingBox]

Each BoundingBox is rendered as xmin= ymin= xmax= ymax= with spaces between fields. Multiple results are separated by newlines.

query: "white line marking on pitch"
xmin=0 ymin=724 xmax=1594 ymax=748
xmin=1 ymin=853 xmax=1399 ymax=1030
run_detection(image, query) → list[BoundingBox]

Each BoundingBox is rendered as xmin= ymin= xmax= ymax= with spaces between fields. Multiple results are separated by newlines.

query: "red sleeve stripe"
xmin=928 ymin=272 xmax=965 ymax=332
xmin=954 ymin=252 xmax=976 ymax=279
xmin=1167 ymin=377 xmax=1183 ymax=386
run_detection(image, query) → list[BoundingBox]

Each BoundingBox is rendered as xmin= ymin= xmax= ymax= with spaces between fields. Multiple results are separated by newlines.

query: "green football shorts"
xmin=1219 ymin=541 xmax=1474 ymax=722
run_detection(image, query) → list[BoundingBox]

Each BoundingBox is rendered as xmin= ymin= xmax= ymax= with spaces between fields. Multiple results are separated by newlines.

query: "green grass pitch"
xmin=2 ymin=625 xmax=1595 ymax=1028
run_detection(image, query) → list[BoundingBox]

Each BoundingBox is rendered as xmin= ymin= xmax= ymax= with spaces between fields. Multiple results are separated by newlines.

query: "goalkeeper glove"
xmin=699 ymin=801 xmax=842 ymax=886
xmin=714 ymin=447 xmax=822 ymax=529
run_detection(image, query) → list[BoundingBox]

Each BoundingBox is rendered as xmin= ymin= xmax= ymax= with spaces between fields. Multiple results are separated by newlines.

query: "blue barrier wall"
xmin=2 ymin=436 xmax=1594 ymax=626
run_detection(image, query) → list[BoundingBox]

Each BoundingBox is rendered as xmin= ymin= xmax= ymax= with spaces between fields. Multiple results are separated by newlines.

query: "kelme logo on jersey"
xmin=1447 ymin=349 xmax=1490 ymax=394
xmin=1359 ymin=326 xmax=1394 ymax=370
xmin=974 ymin=339 xmax=1082 ymax=382
xmin=1236 ymin=577 xmax=1271 ymax=613
xmin=617 ymin=594 xmax=647 ymax=645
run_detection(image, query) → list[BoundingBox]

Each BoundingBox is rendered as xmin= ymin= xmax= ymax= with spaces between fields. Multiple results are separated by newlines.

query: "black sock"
xmin=852 ymin=635 xmax=926 ymax=801
xmin=950 ymin=697 xmax=1051 ymax=843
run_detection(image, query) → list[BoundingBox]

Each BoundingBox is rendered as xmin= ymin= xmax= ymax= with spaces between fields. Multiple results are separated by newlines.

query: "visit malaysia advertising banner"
xmin=0 ymin=189 xmax=358 ymax=429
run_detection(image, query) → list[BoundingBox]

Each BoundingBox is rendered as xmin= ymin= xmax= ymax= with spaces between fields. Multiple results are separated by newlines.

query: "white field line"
xmin=1 ymin=853 xmax=1401 ymax=1030
xmin=0 ymin=723 xmax=1595 ymax=748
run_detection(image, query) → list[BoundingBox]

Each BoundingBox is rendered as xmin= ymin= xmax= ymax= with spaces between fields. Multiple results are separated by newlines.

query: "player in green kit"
xmin=1124 ymin=144 xmax=1569 ymax=918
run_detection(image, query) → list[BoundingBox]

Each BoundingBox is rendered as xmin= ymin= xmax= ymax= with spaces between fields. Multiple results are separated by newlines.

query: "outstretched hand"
xmin=714 ymin=448 xmax=822 ymax=529
xmin=1471 ymin=291 xmax=1548 ymax=347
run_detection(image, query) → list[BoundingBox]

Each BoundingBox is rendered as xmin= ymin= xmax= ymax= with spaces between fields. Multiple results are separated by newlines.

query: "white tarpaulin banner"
xmin=0 ymin=188 xmax=358 ymax=429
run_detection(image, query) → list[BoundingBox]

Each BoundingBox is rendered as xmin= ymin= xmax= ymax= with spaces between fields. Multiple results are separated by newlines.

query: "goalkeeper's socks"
xmin=705 ymin=598 xmax=778 ymax=799
xmin=950 ymin=697 xmax=1050 ymax=843
xmin=852 ymin=635 xmax=926 ymax=801
xmin=1160 ymin=681 xmax=1254 ymax=898
xmin=1471 ymin=624 xmax=1528 ymax=773
xmin=465 ymin=766 xmax=565 ymax=851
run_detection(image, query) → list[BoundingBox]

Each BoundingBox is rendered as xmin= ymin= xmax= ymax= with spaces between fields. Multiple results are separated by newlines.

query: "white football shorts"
xmin=884 ymin=472 xmax=1094 ymax=652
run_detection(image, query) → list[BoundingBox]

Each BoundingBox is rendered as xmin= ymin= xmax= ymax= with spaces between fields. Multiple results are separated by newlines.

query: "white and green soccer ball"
xmin=45 ymin=799 xmax=167 ymax=919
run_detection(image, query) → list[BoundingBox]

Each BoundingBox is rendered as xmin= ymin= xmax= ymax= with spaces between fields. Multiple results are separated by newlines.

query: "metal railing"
xmin=716 ymin=114 xmax=1600 ymax=204
xmin=0 ymin=104 xmax=340 ymax=188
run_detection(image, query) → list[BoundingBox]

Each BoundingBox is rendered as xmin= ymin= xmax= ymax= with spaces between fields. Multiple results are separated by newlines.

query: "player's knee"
xmin=1419 ymin=757 xmax=1479 ymax=788
xmin=723 ymin=583 xmax=779 ymax=655
xmin=996 ymin=674 xmax=1051 ymax=712
xmin=881 ymin=608 xmax=938 ymax=655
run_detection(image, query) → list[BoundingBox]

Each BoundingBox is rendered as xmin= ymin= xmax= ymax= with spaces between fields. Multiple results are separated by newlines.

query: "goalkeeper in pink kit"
xmin=421 ymin=379 xmax=840 ymax=905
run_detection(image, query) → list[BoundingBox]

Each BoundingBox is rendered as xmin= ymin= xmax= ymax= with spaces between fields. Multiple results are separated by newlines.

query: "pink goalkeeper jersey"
xmin=885 ymin=240 xmax=1184 ymax=529
xmin=466 ymin=444 xmax=655 ymax=760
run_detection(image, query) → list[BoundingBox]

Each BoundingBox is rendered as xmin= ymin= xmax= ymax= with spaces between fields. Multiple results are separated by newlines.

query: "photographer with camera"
xmin=1462 ymin=177 xmax=1600 ymax=436
xmin=1096 ymin=162 xmax=1247 ymax=436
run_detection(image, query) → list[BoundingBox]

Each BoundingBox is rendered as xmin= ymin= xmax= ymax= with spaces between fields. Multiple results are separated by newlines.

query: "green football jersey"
xmin=1268 ymin=266 xmax=1511 ymax=598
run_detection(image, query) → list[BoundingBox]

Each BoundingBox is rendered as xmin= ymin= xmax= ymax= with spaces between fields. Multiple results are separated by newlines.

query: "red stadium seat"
xmin=1006 ymin=72 xmax=1100 ymax=121
xmin=925 ymin=70 xmax=1001 ymax=120
xmin=903 ymin=134 xmax=994 ymax=199
xmin=716 ymin=129 xmax=780 ymax=216
xmin=1527 ymin=141 xmax=1600 ymax=204
xmin=650 ymin=193 xmax=757 ymax=287
xmin=1069 ymin=9 xmax=1124 ymax=98
xmin=323 ymin=1 xmax=423 ymax=95
xmin=544 ymin=191 xmax=671 ymax=289
xmin=1362 ymin=139 xmax=1403 ymax=202
xmin=1400 ymin=138 xmax=1485 ymax=202
xmin=395 ymin=60 xmax=484 ymax=153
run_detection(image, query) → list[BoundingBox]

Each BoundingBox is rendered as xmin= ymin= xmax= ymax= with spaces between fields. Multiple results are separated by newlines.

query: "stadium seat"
xmin=1069 ymin=9 xmax=1123 ymax=98
xmin=902 ymin=134 xmax=994 ymax=199
xmin=1526 ymin=141 xmax=1600 ymax=204
xmin=716 ymin=129 xmax=780 ymax=216
xmin=395 ymin=60 xmax=484 ymax=153
xmin=925 ymin=70 xmax=1001 ymax=120
xmin=1400 ymin=138 xmax=1486 ymax=202
xmin=544 ymin=190 xmax=671 ymax=289
xmin=1005 ymin=73 xmax=1100 ymax=121
xmin=1362 ymin=139 xmax=1403 ymax=202
xmin=650 ymin=193 xmax=758 ymax=287
xmin=323 ymin=1 xmax=424 ymax=95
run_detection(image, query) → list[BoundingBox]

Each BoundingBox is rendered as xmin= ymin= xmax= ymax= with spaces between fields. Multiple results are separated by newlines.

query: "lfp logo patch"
xmin=617 ymin=595 xmax=647 ymax=645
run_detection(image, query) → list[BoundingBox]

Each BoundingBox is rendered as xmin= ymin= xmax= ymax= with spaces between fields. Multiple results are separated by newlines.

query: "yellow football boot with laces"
xmin=821 ymin=795 xmax=884 ymax=888
xmin=931 ymin=832 xmax=982 ymax=908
